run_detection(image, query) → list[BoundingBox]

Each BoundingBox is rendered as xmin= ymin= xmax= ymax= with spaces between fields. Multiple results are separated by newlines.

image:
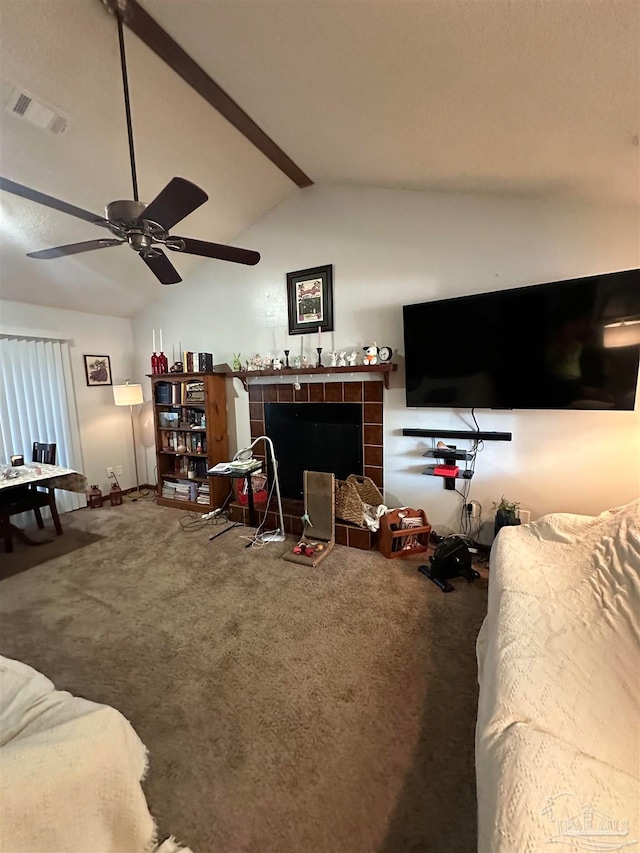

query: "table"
xmin=1 ymin=463 xmax=88 ymax=548
xmin=206 ymin=461 xmax=263 ymax=541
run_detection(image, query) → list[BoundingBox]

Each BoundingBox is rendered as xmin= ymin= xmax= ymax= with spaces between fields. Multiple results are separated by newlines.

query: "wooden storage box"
xmin=378 ymin=508 xmax=431 ymax=559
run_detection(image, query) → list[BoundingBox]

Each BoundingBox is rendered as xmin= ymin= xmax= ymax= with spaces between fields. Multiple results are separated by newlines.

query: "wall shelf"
xmin=423 ymin=449 xmax=473 ymax=461
xmin=230 ymin=363 xmax=397 ymax=390
xmin=423 ymin=466 xmax=474 ymax=481
xmin=405 ymin=426 xmax=512 ymax=490
xmin=403 ymin=428 xmax=512 ymax=441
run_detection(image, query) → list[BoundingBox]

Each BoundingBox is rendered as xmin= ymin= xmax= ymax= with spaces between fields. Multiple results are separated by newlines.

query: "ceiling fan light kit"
xmin=0 ymin=4 xmax=260 ymax=284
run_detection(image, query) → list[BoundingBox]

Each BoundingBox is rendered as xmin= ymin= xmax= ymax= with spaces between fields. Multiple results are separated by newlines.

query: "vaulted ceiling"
xmin=1 ymin=0 xmax=638 ymax=317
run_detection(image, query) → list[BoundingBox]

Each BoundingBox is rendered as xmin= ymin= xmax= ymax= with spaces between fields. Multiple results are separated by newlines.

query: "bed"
xmin=476 ymin=499 xmax=640 ymax=853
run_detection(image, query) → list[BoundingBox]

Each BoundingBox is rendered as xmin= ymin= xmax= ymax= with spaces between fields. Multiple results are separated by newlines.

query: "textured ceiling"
xmin=0 ymin=0 xmax=638 ymax=318
xmin=143 ymin=0 xmax=639 ymax=204
xmin=0 ymin=0 xmax=293 ymax=317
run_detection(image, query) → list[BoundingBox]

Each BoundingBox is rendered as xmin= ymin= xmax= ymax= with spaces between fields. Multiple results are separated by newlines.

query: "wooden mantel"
xmin=229 ymin=363 xmax=398 ymax=391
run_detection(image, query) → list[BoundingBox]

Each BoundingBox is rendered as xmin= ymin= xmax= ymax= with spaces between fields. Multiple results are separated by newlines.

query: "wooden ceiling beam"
xmin=101 ymin=0 xmax=313 ymax=189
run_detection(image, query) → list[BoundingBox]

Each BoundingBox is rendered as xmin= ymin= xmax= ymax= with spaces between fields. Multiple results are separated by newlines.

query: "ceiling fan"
xmin=0 ymin=12 xmax=260 ymax=285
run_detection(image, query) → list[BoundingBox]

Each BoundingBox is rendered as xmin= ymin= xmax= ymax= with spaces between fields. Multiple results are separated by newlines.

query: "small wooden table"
xmin=206 ymin=461 xmax=263 ymax=540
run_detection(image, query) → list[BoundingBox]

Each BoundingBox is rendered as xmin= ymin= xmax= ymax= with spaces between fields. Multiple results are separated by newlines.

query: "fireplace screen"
xmin=264 ymin=402 xmax=363 ymax=500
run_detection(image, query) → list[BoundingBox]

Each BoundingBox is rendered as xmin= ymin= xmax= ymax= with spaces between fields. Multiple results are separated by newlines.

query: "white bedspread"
xmin=476 ymin=500 xmax=640 ymax=853
xmin=0 ymin=656 xmax=191 ymax=853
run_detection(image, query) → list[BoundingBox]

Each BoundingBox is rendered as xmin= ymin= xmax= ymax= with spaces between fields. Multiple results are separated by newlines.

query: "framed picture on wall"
xmin=286 ymin=264 xmax=334 ymax=335
xmin=84 ymin=355 xmax=112 ymax=386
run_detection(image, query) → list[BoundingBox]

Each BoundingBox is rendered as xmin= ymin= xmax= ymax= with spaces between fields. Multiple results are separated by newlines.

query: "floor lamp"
xmin=113 ymin=380 xmax=144 ymax=496
xmin=234 ymin=435 xmax=286 ymax=542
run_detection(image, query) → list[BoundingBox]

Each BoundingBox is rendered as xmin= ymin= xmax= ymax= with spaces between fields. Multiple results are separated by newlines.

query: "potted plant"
xmin=493 ymin=496 xmax=521 ymax=537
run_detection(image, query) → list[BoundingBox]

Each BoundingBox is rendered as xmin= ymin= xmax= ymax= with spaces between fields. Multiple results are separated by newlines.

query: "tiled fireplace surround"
xmin=228 ymin=378 xmax=384 ymax=549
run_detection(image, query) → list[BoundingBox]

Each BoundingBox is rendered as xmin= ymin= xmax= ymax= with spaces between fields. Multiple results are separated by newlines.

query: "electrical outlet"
xmin=106 ymin=466 xmax=114 ymax=477
xmin=466 ymin=502 xmax=481 ymax=518
xmin=115 ymin=465 xmax=123 ymax=475
xmin=518 ymin=509 xmax=531 ymax=524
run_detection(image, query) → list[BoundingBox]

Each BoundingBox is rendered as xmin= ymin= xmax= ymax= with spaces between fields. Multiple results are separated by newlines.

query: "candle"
xmin=317 ymin=326 xmax=321 ymax=347
xmin=152 ymin=329 xmax=156 ymax=352
xmin=159 ymin=329 xmax=163 ymax=352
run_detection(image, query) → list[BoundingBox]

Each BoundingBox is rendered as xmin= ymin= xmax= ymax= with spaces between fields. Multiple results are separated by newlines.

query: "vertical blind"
xmin=0 ymin=335 xmax=84 ymax=514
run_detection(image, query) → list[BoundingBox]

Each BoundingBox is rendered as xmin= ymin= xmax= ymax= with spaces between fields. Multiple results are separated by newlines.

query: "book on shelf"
xmin=196 ymin=482 xmax=210 ymax=504
xmin=162 ymin=431 xmax=207 ymax=454
xmin=155 ymin=382 xmax=182 ymax=405
xmin=162 ymin=478 xmax=197 ymax=502
xmin=162 ymin=481 xmax=177 ymax=499
xmin=197 ymin=352 xmax=214 ymax=372
xmin=177 ymin=352 xmax=215 ymax=373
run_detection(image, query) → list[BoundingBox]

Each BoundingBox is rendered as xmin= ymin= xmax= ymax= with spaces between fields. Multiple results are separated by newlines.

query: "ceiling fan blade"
xmin=139 ymin=178 xmax=207 ymax=231
xmin=27 ymin=239 xmax=125 ymax=259
xmin=1 ymin=177 xmax=110 ymax=228
xmin=168 ymin=237 xmax=260 ymax=266
xmin=140 ymin=249 xmax=182 ymax=285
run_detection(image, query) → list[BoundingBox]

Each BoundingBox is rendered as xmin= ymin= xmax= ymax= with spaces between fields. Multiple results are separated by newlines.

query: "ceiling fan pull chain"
xmin=117 ymin=13 xmax=139 ymax=202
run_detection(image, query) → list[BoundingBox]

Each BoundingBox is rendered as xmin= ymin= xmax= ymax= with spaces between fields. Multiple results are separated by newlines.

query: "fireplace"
xmin=230 ymin=378 xmax=385 ymax=549
xmin=265 ymin=402 xmax=363 ymax=500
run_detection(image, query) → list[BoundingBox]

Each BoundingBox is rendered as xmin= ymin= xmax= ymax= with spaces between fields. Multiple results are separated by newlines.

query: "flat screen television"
xmin=403 ymin=269 xmax=640 ymax=410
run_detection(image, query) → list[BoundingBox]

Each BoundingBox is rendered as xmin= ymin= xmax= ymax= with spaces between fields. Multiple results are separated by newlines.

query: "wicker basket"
xmin=348 ymin=474 xmax=383 ymax=507
xmin=335 ymin=474 xmax=383 ymax=527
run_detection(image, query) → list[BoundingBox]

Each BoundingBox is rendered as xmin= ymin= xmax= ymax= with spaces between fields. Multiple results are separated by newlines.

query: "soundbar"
xmin=403 ymin=428 xmax=512 ymax=441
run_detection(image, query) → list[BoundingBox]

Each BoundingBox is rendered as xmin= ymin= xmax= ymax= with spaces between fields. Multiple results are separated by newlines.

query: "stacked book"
xmin=174 ymin=480 xmax=197 ymax=502
xmin=161 ymin=481 xmax=177 ymax=500
xmin=196 ymin=483 xmax=210 ymax=505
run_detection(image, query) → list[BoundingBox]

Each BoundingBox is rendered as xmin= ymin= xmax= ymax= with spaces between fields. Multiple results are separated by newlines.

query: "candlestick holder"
xmin=284 ymin=349 xmax=290 ymax=369
xmin=316 ymin=347 xmax=323 ymax=368
xmin=157 ymin=352 xmax=169 ymax=374
xmin=151 ymin=352 xmax=159 ymax=374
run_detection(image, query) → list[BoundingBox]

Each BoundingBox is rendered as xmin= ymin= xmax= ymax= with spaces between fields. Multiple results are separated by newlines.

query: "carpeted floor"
xmin=0 ymin=502 xmax=488 ymax=853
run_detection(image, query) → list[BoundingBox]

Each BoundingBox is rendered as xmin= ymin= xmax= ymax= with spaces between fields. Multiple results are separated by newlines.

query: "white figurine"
xmin=292 ymin=355 xmax=301 ymax=370
xmin=363 ymin=343 xmax=379 ymax=366
xmin=272 ymin=356 xmax=282 ymax=370
xmin=263 ymin=352 xmax=272 ymax=369
xmin=329 ymin=350 xmax=338 ymax=367
xmin=337 ymin=351 xmax=347 ymax=367
xmin=251 ymin=354 xmax=262 ymax=370
xmin=347 ymin=351 xmax=358 ymax=367
xmin=301 ymin=355 xmax=309 ymax=368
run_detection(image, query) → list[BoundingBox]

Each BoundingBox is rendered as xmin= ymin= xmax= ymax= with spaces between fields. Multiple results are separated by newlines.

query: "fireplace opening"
xmin=264 ymin=402 xmax=363 ymax=500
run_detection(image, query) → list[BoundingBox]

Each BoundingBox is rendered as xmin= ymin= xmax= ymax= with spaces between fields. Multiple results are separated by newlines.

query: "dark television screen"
xmin=403 ymin=269 xmax=640 ymax=410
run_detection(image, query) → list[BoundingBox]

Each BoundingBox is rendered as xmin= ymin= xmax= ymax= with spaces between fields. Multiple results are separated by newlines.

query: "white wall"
xmin=0 ymin=300 xmax=136 ymax=494
xmin=132 ymin=185 xmax=640 ymax=531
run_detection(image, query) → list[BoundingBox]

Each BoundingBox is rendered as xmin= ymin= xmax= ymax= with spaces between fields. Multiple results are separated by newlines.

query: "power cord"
xmin=240 ymin=475 xmax=279 ymax=549
xmin=179 ymin=489 xmax=234 ymax=532
xmin=455 ymin=407 xmax=485 ymax=538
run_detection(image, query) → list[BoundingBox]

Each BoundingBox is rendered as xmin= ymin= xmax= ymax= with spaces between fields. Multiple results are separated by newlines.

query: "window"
xmin=0 ymin=335 xmax=84 ymax=514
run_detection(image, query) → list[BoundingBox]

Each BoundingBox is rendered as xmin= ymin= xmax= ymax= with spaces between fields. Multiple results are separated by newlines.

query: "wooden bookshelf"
xmin=149 ymin=373 xmax=228 ymax=513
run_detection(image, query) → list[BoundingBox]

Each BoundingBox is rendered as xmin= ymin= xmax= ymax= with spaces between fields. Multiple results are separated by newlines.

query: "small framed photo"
xmin=287 ymin=264 xmax=334 ymax=335
xmin=84 ymin=355 xmax=112 ymax=386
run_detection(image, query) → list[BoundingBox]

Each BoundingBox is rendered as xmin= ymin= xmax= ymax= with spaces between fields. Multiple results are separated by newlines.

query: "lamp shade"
xmin=113 ymin=383 xmax=144 ymax=406
xmin=603 ymin=320 xmax=640 ymax=348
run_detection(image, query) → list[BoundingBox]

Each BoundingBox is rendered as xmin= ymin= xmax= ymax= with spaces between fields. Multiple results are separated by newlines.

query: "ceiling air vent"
xmin=4 ymin=87 xmax=68 ymax=134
